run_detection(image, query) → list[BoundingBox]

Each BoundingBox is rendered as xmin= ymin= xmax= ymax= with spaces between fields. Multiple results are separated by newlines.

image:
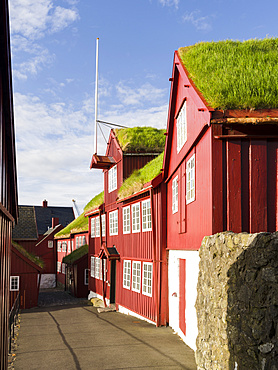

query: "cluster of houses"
xmin=5 ymin=35 xmax=278 ymax=366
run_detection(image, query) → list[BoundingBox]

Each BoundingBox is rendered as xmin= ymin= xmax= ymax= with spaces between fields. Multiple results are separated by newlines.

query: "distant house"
xmin=55 ymin=210 xmax=89 ymax=287
xmin=10 ymin=242 xmax=43 ymax=309
xmin=88 ymin=127 xmax=167 ymax=325
xmin=63 ymin=244 xmax=89 ymax=298
xmin=0 ymin=0 xmax=18 ymax=367
xmin=163 ymin=40 xmax=278 ymax=349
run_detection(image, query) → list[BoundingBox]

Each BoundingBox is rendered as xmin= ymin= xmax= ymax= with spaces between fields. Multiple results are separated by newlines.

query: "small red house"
xmin=10 ymin=242 xmax=43 ymax=309
xmin=163 ymin=41 xmax=278 ymax=349
xmin=89 ymin=127 xmax=167 ymax=325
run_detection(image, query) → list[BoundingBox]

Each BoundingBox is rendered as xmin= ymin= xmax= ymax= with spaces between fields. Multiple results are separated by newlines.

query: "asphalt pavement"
xmin=14 ymin=290 xmax=197 ymax=370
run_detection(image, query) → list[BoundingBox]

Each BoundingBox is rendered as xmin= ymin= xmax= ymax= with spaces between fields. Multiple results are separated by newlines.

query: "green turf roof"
xmin=62 ymin=244 xmax=88 ymax=265
xmin=83 ymin=191 xmax=104 ymax=213
xmin=12 ymin=241 xmax=44 ymax=269
xmin=118 ymin=151 xmax=164 ymax=200
xmin=114 ymin=127 xmax=166 ymax=153
xmin=55 ymin=212 xmax=88 ymax=238
xmin=178 ymin=38 xmax=278 ymax=110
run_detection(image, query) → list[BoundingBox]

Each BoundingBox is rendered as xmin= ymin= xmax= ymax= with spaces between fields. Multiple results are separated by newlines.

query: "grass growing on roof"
xmin=118 ymin=152 xmax=164 ymax=199
xmin=115 ymin=127 xmax=166 ymax=153
xmin=12 ymin=241 xmax=44 ymax=268
xmin=55 ymin=212 xmax=88 ymax=238
xmin=178 ymin=38 xmax=278 ymax=110
xmin=83 ymin=191 xmax=104 ymax=213
xmin=62 ymin=244 xmax=88 ymax=265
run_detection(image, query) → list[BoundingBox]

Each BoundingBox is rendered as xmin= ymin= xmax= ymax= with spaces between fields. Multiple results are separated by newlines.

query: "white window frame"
xmin=132 ymin=261 xmax=141 ymax=293
xmin=76 ymin=237 xmax=79 ymax=249
xmin=68 ymin=241 xmax=71 ymax=253
xmin=123 ymin=260 xmax=131 ymax=289
xmin=172 ymin=175 xmax=178 ymax=214
xmin=142 ymin=262 xmax=153 ymax=297
xmin=109 ymin=210 xmax=118 ymax=236
xmin=122 ymin=206 xmax=130 ymax=234
xmin=48 ymin=240 xmax=53 ymax=248
xmin=84 ymin=269 xmax=89 ymax=285
xmin=142 ymin=199 xmax=152 ymax=232
xmin=95 ymin=258 xmax=100 ymax=279
xmin=82 ymin=235 xmax=86 ymax=245
xmin=57 ymin=241 xmax=61 ymax=252
xmin=91 ymin=218 xmax=95 ymax=238
xmin=177 ymin=100 xmax=187 ymax=153
xmin=57 ymin=261 xmax=61 ymax=273
xmin=108 ymin=165 xmax=117 ymax=193
xmin=132 ymin=203 xmax=140 ymax=233
xmin=90 ymin=256 xmax=95 ymax=278
xmin=101 ymin=214 xmax=106 ymax=237
xmin=62 ymin=241 xmax=67 ymax=253
xmin=10 ymin=276 xmax=19 ymax=291
xmin=95 ymin=217 xmax=100 ymax=237
xmin=62 ymin=263 xmax=66 ymax=274
xmin=186 ymin=153 xmax=195 ymax=204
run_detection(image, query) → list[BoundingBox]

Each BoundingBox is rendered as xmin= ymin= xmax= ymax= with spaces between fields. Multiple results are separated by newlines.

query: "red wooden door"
xmin=179 ymin=259 xmax=186 ymax=335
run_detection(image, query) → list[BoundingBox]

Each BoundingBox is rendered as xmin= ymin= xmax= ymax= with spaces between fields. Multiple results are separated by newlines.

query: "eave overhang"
xmin=90 ymin=154 xmax=116 ymax=170
xmin=98 ymin=243 xmax=120 ymax=261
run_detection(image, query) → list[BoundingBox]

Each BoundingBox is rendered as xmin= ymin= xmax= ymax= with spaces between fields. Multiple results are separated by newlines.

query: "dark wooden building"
xmin=0 ymin=0 xmax=18 ymax=367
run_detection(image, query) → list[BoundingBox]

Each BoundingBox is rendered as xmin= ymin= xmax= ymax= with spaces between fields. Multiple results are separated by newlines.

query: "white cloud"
xmin=182 ymin=10 xmax=212 ymax=32
xmin=50 ymin=6 xmax=79 ymax=33
xmin=158 ymin=0 xmax=179 ymax=9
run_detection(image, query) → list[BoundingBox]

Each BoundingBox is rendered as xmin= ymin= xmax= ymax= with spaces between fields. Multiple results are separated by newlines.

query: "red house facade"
xmin=163 ymin=48 xmax=278 ymax=349
xmin=88 ymin=128 xmax=167 ymax=325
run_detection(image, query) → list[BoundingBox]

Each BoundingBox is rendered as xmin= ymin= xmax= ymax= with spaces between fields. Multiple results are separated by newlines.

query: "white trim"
xmin=90 ymin=256 xmax=95 ymax=278
xmin=91 ymin=218 xmax=95 ymax=238
xmin=108 ymin=165 xmax=117 ymax=193
xmin=142 ymin=262 xmax=153 ymax=297
xmin=95 ymin=217 xmax=100 ymax=237
xmin=122 ymin=206 xmax=130 ymax=234
xmin=67 ymin=240 xmax=71 ymax=253
xmin=109 ymin=210 xmax=118 ymax=236
xmin=177 ymin=100 xmax=187 ymax=153
xmin=142 ymin=199 xmax=152 ymax=232
xmin=10 ymin=276 xmax=19 ymax=291
xmin=123 ymin=260 xmax=131 ymax=289
xmin=132 ymin=203 xmax=140 ymax=233
xmin=118 ymin=305 xmax=155 ymax=325
xmin=57 ymin=261 xmax=61 ymax=273
xmin=48 ymin=240 xmax=53 ymax=248
xmin=172 ymin=175 xmax=178 ymax=214
xmin=101 ymin=214 xmax=106 ymax=237
xmin=62 ymin=263 xmax=66 ymax=274
xmin=186 ymin=153 xmax=195 ymax=204
xmin=132 ymin=261 xmax=141 ymax=293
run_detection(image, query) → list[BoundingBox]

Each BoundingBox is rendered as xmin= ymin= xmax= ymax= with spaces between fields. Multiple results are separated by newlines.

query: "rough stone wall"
xmin=195 ymin=231 xmax=278 ymax=370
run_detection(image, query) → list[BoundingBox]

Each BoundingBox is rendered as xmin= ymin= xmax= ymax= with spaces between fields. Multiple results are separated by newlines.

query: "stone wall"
xmin=195 ymin=231 xmax=278 ymax=370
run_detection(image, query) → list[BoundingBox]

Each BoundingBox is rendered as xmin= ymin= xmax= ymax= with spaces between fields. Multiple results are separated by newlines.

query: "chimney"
xmin=52 ymin=217 xmax=59 ymax=228
xmin=42 ymin=199 xmax=48 ymax=208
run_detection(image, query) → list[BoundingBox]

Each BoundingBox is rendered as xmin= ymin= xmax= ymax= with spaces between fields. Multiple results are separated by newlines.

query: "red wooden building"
xmin=88 ymin=127 xmax=167 ymax=325
xmin=163 ymin=44 xmax=278 ymax=349
xmin=10 ymin=242 xmax=43 ymax=309
xmin=0 ymin=0 xmax=18 ymax=367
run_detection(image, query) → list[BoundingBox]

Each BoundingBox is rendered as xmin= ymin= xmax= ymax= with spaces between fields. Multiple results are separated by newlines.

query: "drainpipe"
xmin=99 ymin=209 xmax=107 ymax=307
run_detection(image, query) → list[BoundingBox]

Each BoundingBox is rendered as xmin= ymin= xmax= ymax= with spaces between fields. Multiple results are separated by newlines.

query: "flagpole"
xmin=94 ymin=38 xmax=99 ymax=154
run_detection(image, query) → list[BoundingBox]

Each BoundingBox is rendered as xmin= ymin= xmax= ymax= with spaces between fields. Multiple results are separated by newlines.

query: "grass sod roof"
xmin=54 ymin=211 xmax=88 ymax=238
xmin=118 ymin=151 xmax=164 ymax=200
xmin=12 ymin=240 xmax=44 ymax=269
xmin=114 ymin=127 xmax=166 ymax=153
xmin=83 ymin=191 xmax=104 ymax=213
xmin=178 ymin=38 xmax=278 ymax=110
xmin=62 ymin=244 xmax=88 ymax=265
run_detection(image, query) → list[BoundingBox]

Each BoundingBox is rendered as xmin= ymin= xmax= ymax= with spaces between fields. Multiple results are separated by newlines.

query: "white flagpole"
xmin=94 ymin=38 xmax=99 ymax=154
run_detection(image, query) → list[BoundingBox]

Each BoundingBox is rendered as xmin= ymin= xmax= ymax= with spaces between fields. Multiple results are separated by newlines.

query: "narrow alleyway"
xmin=14 ymin=289 xmax=197 ymax=370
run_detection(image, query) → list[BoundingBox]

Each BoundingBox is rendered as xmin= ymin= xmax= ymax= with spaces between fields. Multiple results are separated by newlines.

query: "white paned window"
xmin=109 ymin=210 xmax=118 ymax=236
xmin=132 ymin=203 xmax=140 ymax=233
xmin=132 ymin=261 xmax=141 ymax=293
xmin=172 ymin=175 xmax=178 ymax=214
xmin=101 ymin=214 xmax=106 ymax=237
xmin=62 ymin=263 xmax=66 ymax=274
xmin=82 ymin=236 xmax=86 ymax=245
xmin=90 ymin=257 xmax=95 ymax=278
xmin=57 ymin=261 xmax=61 ymax=273
xmin=142 ymin=199 xmax=152 ymax=232
xmin=62 ymin=241 xmax=67 ymax=252
xmin=95 ymin=258 xmax=100 ymax=279
xmin=186 ymin=154 xmax=195 ymax=204
xmin=123 ymin=260 xmax=131 ymax=289
xmin=95 ymin=217 xmax=100 ymax=237
xmin=122 ymin=206 xmax=130 ymax=234
xmin=108 ymin=165 xmax=117 ymax=193
xmin=48 ymin=240 xmax=53 ymax=248
xmin=142 ymin=263 xmax=153 ymax=297
xmin=91 ymin=218 xmax=95 ymax=238
xmin=10 ymin=276 xmax=19 ymax=291
xmin=76 ymin=237 xmax=79 ymax=249
xmin=79 ymin=236 xmax=82 ymax=246
xmin=57 ymin=241 xmax=61 ymax=252
xmin=68 ymin=241 xmax=71 ymax=253
xmin=177 ymin=100 xmax=187 ymax=152
xmin=84 ymin=269 xmax=89 ymax=285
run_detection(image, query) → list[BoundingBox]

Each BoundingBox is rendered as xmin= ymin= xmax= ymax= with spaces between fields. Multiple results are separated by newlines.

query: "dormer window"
xmin=177 ymin=100 xmax=187 ymax=153
xmin=108 ymin=165 xmax=117 ymax=192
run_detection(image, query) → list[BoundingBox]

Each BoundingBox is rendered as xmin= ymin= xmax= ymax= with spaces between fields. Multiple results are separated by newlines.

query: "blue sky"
xmin=9 ymin=0 xmax=277 ymax=210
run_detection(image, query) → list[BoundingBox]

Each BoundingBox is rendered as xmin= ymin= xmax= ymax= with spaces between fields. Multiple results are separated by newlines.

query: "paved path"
xmin=14 ymin=292 xmax=197 ymax=370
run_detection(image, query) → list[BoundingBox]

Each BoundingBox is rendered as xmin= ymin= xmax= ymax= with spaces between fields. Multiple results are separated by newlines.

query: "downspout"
xmin=99 ymin=209 xmax=107 ymax=307
xmin=150 ymin=188 xmax=160 ymax=327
